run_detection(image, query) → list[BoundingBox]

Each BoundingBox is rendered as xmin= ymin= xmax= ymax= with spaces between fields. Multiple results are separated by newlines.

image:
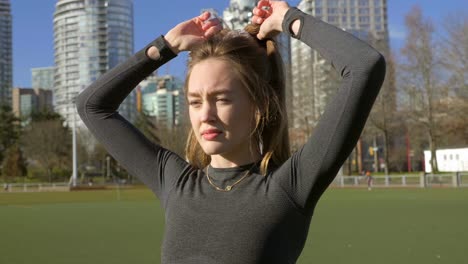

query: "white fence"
xmin=2 ymin=173 xmax=468 ymax=192
xmin=2 ymin=183 xmax=70 ymax=193
xmin=333 ymin=172 xmax=468 ymax=188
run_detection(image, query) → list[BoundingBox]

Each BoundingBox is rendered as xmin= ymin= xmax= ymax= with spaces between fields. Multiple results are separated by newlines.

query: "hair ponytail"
xmin=243 ymin=24 xmax=290 ymax=174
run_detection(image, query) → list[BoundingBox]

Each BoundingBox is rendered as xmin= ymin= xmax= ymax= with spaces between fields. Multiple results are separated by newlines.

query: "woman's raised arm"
xmin=254 ymin=2 xmax=386 ymax=214
xmin=75 ymin=13 xmax=222 ymax=203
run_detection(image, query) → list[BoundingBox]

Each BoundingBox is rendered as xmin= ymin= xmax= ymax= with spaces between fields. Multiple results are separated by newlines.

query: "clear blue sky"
xmin=11 ymin=0 xmax=468 ymax=88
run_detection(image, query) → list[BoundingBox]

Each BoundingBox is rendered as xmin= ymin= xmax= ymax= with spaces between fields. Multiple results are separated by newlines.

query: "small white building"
xmin=424 ymin=148 xmax=468 ymax=173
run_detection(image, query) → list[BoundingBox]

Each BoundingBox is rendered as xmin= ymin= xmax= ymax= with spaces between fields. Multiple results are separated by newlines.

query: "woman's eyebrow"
xmin=208 ymin=88 xmax=234 ymax=96
xmin=187 ymin=92 xmax=201 ymax=98
xmin=187 ymin=89 xmax=233 ymax=98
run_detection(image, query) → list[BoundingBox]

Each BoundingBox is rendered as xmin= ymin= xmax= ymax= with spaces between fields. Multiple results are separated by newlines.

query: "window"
xmin=359 ymin=16 xmax=370 ymax=23
xmin=328 ymin=16 xmax=337 ymax=22
xmin=328 ymin=0 xmax=339 ymax=7
xmin=328 ymin=8 xmax=338 ymax=14
xmin=359 ymin=8 xmax=369 ymax=14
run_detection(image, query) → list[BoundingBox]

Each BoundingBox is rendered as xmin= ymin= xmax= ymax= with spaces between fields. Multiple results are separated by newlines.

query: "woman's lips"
xmin=201 ymin=129 xmax=222 ymax=140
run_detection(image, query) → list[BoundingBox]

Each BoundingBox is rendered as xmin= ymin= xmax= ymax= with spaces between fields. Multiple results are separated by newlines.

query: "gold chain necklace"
xmin=205 ymin=165 xmax=253 ymax=192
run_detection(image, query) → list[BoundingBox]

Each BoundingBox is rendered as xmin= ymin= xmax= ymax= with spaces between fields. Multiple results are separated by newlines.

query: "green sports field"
xmin=1 ymin=188 xmax=467 ymax=264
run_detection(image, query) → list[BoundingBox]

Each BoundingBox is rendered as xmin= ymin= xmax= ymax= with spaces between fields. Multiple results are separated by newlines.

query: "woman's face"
xmin=187 ymin=58 xmax=255 ymax=160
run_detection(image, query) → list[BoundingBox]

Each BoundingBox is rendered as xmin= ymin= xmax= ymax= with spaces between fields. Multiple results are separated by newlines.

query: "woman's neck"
xmin=210 ymin=151 xmax=261 ymax=168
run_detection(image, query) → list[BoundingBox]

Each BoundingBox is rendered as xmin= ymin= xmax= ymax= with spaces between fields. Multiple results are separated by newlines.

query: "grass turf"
xmin=0 ymin=188 xmax=467 ymax=264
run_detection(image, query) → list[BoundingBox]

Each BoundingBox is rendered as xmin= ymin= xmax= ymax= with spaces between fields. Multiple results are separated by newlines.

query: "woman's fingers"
xmin=252 ymin=15 xmax=263 ymax=25
xmin=198 ymin=11 xmax=212 ymax=22
xmin=197 ymin=11 xmax=222 ymax=33
xmin=253 ymin=6 xmax=269 ymax=17
xmin=257 ymin=0 xmax=271 ymax=9
xmin=252 ymin=9 xmax=267 ymax=24
xmin=201 ymin=17 xmax=221 ymax=31
xmin=204 ymin=23 xmax=223 ymax=38
xmin=166 ymin=12 xmax=222 ymax=52
xmin=252 ymin=1 xmax=272 ymax=24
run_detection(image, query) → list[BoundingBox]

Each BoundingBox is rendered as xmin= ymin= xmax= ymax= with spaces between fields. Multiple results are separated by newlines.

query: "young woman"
xmin=76 ymin=1 xmax=386 ymax=263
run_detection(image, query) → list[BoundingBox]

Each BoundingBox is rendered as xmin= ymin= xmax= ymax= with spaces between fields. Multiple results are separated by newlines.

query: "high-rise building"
xmin=0 ymin=0 xmax=12 ymax=106
xmin=53 ymin=0 xmax=135 ymax=126
xmin=223 ymin=0 xmax=256 ymax=30
xmin=140 ymin=75 xmax=185 ymax=129
xmin=32 ymin=67 xmax=55 ymax=91
xmin=12 ymin=87 xmax=53 ymax=124
xmin=32 ymin=66 xmax=56 ymax=107
xmin=291 ymin=0 xmax=389 ymax=131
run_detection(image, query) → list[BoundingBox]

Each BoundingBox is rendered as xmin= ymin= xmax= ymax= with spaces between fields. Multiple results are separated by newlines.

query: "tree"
xmin=133 ymin=111 xmax=161 ymax=144
xmin=30 ymin=109 xmax=63 ymax=122
xmin=400 ymin=6 xmax=445 ymax=172
xmin=0 ymin=105 xmax=22 ymax=165
xmin=21 ymin=113 xmax=72 ymax=182
xmin=134 ymin=110 xmax=189 ymax=158
xmin=440 ymin=13 xmax=468 ymax=147
xmin=367 ymin=52 xmax=398 ymax=174
xmin=158 ymin=122 xmax=189 ymax=158
xmin=77 ymin=126 xmax=99 ymax=172
xmin=441 ymin=13 xmax=468 ymax=98
xmin=1 ymin=144 xmax=27 ymax=179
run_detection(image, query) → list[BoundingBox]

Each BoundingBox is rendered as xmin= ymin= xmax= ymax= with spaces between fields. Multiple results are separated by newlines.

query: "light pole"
xmin=106 ymin=155 xmax=110 ymax=180
xmin=373 ymin=136 xmax=379 ymax=173
xmin=71 ymin=108 xmax=78 ymax=186
xmin=70 ymin=93 xmax=78 ymax=187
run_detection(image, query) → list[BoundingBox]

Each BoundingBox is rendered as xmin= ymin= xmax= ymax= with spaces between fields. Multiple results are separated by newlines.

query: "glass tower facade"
xmin=291 ymin=0 xmax=389 ymax=131
xmin=32 ymin=67 xmax=55 ymax=91
xmin=0 ymin=0 xmax=12 ymax=106
xmin=222 ymin=0 xmax=256 ymax=30
xmin=53 ymin=0 xmax=134 ymax=126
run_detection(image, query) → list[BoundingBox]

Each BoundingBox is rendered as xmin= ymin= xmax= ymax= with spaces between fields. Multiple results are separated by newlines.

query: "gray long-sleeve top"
xmin=76 ymin=8 xmax=386 ymax=264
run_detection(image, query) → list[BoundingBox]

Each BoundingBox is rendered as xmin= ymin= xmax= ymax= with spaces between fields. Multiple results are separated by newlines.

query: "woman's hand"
xmin=251 ymin=0 xmax=290 ymax=40
xmin=165 ymin=12 xmax=223 ymax=54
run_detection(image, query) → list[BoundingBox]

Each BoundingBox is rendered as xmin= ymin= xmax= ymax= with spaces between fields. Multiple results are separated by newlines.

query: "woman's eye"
xmin=189 ymin=101 xmax=201 ymax=107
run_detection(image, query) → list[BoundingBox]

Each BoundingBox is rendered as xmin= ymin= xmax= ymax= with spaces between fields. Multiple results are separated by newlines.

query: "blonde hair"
xmin=184 ymin=24 xmax=290 ymax=175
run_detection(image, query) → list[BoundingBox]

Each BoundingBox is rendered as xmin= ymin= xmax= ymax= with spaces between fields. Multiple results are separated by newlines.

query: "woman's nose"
xmin=200 ymin=102 xmax=216 ymax=122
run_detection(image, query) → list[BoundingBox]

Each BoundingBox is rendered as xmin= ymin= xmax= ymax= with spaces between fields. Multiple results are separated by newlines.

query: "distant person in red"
xmin=366 ymin=170 xmax=373 ymax=190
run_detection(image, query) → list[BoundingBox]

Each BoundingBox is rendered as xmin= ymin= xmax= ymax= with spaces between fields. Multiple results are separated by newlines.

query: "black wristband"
xmin=282 ymin=7 xmax=305 ymax=39
xmin=147 ymin=35 xmax=177 ymax=62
